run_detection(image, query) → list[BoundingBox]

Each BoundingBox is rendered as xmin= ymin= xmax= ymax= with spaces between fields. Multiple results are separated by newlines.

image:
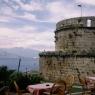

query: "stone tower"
xmin=39 ymin=16 xmax=95 ymax=82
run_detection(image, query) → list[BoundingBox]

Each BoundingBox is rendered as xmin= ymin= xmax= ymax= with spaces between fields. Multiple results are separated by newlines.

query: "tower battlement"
xmin=56 ymin=16 xmax=95 ymax=30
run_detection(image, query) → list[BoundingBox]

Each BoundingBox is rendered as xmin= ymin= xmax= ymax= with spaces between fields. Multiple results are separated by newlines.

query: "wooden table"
xmin=27 ymin=83 xmax=54 ymax=95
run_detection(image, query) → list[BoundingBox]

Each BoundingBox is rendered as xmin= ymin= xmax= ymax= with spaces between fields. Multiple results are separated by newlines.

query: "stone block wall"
xmin=39 ymin=52 xmax=95 ymax=82
xmin=55 ymin=28 xmax=95 ymax=53
xmin=55 ymin=16 xmax=95 ymax=52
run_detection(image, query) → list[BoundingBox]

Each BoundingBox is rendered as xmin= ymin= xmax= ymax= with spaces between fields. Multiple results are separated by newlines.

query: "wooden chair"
xmin=14 ymin=81 xmax=22 ymax=95
xmin=76 ymin=68 xmax=90 ymax=94
xmin=14 ymin=81 xmax=32 ymax=95
xmin=43 ymin=74 xmax=74 ymax=95
xmin=43 ymin=79 xmax=66 ymax=95
xmin=76 ymin=69 xmax=92 ymax=94
xmin=78 ymin=74 xmax=92 ymax=95
xmin=64 ymin=74 xmax=75 ymax=95
xmin=0 ymin=86 xmax=9 ymax=95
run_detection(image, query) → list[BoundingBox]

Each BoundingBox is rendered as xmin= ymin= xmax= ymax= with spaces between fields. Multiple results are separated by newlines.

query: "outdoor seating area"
xmin=1 ymin=67 xmax=95 ymax=95
xmin=27 ymin=74 xmax=95 ymax=95
xmin=0 ymin=74 xmax=95 ymax=95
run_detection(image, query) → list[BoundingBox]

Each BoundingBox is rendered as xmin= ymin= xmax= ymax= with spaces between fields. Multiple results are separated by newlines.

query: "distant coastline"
xmin=0 ymin=57 xmax=39 ymax=72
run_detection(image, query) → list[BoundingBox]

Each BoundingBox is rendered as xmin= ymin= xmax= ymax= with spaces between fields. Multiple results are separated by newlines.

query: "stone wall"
xmin=55 ymin=28 xmax=95 ymax=53
xmin=39 ymin=52 xmax=95 ymax=82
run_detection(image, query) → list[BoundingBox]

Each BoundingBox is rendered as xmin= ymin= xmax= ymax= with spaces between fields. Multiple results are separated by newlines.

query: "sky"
xmin=0 ymin=0 xmax=95 ymax=51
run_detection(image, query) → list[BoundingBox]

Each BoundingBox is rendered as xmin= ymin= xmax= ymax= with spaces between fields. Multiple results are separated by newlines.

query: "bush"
xmin=16 ymin=74 xmax=32 ymax=90
xmin=0 ymin=66 xmax=15 ymax=87
xmin=9 ymin=72 xmax=31 ymax=91
xmin=30 ymin=74 xmax=44 ymax=84
xmin=0 ymin=66 xmax=14 ymax=81
xmin=0 ymin=66 xmax=44 ymax=91
xmin=9 ymin=72 xmax=44 ymax=91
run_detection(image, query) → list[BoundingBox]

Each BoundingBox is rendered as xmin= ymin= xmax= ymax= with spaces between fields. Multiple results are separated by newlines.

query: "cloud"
xmin=46 ymin=1 xmax=80 ymax=23
xmin=0 ymin=0 xmax=41 ymax=22
xmin=18 ymin=26 xmax=55 ymax=51
xmin=76 ymin=0 xmax=95 ymax=5
xmin=0 ymin=10 xmax=38 ymax=23
xmin=0 ymin=0 xmax=55 ymax=51
xmin=45 ymin=0 xmax=95 ymax=23
xmin=0 ymin=16 xmax=10 ymax=22
xmin=0 ymin=0 xmax=43 ymax=12
xmin=16 ymin=12 xmax=38 ymax=21
xmin=0 ymin=27 xmax=20 ymax=47
xmin=0 ymin=26 xmax=55 ymax=51
xmin=1 ymin=0 xmax=95 ymax=51
xmin=0 ymin=2 xmax=15 ymax=22
xmin=18 ymin=0 xmax=43 ymax=11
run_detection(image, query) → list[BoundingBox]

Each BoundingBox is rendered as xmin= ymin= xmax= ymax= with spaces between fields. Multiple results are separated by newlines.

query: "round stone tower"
xmin=55 ymin=16 xmax=95 ymax=53
xmin=39 ymin=16 xmax=95 ymax=82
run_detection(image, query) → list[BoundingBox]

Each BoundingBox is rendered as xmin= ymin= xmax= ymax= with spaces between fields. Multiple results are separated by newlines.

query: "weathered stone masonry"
xmin=39 ymin=16 xmax=95 ymax=82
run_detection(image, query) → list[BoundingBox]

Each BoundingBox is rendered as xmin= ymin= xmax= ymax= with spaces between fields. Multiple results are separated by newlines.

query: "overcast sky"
xmin=0 ymin=0 xmax=95 ymax=51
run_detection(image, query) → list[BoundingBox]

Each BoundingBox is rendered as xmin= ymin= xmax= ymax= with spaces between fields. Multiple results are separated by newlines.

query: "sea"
xmin=0 ymin=58 xmax=39 ymax=72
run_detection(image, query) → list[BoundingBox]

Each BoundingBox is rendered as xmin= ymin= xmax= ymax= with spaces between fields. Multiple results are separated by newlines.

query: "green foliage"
xmin=9 ymin=72 xmax=44 ymax=90
xmin=9 ymin=72 xmax=32 ymax=91
xmin=0 ymin=66 xmax=15 ymax=87
xmin=30 ymin=74 xmax=44 ymax=84
xmin=0 ymin=66 xmax=44 ymax=91
xmin=0 ymin=66 xmax=9 ymax=81
xmin=9 ymin=71 xmax=23 ymax=81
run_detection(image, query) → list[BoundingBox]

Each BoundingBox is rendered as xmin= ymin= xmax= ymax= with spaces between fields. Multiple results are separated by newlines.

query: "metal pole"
xmin=78 ymin=4 xmax=82 ymax=17
xmin=17 ymin=58 xmax=21 ymax=73
xmin=81 ymin=5 xmax=82 ymax=17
